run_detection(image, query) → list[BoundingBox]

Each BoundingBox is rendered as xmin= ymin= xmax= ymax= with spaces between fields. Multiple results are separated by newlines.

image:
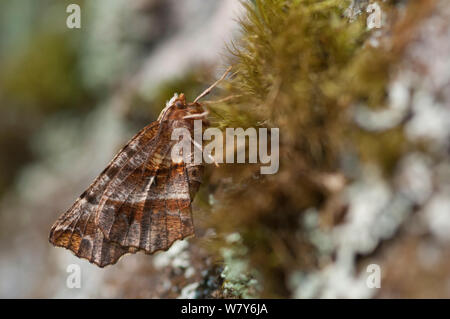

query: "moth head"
xmin=185 ymin=100 xmax=208 ymax=125
xmin=158 ymin=93 xmax=207 ymax=123
xmin=174 ymin=93 xmax=186 ymax=109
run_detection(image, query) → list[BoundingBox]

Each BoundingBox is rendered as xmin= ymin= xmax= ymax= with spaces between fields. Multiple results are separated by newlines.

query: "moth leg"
xmin=183 ymin=111 xmax=209 ymax=119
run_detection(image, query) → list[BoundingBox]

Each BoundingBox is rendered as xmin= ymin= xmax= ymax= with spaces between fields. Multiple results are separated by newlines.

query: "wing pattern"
xmin=49 ymin=118 xmax=203 ymax=267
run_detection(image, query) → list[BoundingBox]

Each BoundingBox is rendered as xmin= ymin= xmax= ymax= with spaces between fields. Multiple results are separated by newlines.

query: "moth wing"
xmin=49 ymin=209 xmax=138 ymax=267
xmin=50 ymin=118 xmax=205 ymax=267
xmin=49 ymin=121 xmax=160 ymax=267
xmin=97 ymin=120 xmax=203 ymax=254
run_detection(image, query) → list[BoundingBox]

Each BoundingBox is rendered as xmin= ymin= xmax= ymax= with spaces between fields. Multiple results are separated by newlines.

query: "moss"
xmin=354 ymin=128 xmax=407 ymax=175
xmin=203 ymin=0 xmax=435 ymax=297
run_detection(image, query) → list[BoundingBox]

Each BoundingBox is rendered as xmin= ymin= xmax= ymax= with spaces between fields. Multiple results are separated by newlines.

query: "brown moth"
xmin=49 ymin=68 xmax=230 ymax=267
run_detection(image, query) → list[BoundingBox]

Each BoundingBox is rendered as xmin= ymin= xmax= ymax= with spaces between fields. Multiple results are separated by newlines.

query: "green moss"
xmin=203 ymin=0 xmax=424 ymax=297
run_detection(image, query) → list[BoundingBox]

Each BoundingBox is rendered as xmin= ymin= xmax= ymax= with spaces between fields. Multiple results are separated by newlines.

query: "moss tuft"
xmin=203 ymin=0 xmax=434 ymax=297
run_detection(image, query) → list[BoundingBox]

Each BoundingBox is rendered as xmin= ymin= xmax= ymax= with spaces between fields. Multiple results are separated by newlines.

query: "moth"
xmin=49 ymin=68 xmax=230 ymax=267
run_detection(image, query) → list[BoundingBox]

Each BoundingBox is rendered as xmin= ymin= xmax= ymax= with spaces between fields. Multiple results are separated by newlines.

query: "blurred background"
xmin=0 ymin=0 xmax=241 ymax=298
xmin=1 ymin=0 xmax=450 ymax=299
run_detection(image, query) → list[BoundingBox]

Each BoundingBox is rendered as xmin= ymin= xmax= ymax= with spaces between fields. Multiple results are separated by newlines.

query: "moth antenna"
xmin=193 ymin=66 xmax=232 ymax=103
